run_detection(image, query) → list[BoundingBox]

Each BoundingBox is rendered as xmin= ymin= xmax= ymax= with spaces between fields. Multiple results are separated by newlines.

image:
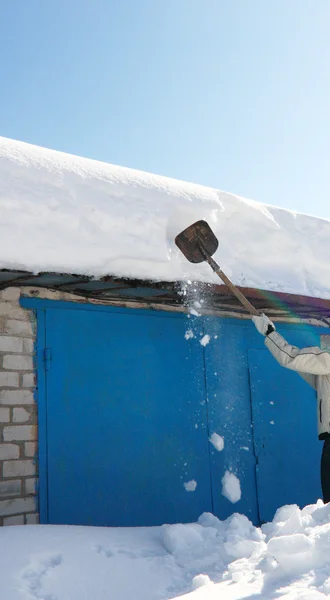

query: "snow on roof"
xmin=1 ymin=135 xmax=330 ymax=299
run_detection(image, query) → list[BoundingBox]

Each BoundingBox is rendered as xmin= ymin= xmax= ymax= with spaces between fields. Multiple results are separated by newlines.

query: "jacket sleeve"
xmin=265 ymin=331 xmax=330 ymax=382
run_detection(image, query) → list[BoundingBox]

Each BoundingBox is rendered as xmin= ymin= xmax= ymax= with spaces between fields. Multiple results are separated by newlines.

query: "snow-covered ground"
xmin=2 ymin=501 xmax=330 ymax=600
xmin=1 ymin=136 xmax=330 ymax=299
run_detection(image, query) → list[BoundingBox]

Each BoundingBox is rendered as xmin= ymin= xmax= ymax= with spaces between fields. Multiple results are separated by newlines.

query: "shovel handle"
xmin=206 ymin=256 xmax=260 ymax=317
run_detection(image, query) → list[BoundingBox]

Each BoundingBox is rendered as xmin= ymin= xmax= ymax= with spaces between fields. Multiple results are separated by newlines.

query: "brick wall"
xmin=0 ymin=288 xmax=38 ymax=525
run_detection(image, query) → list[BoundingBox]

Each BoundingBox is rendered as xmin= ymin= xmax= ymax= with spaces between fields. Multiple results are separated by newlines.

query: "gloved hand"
xmin=252 ymin=313 xmax=275 ymax=336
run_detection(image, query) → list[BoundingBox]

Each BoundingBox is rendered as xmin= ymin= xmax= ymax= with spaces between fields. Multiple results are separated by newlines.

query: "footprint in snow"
xmin=93 ymin=543 xmax=139 ymax=559
xmin=92 ymin=544 xmax=114 ymax=558
xmin=92 ymin=543 xmax=160 ymax=560
xmin=20 ymin=553 xmax=62 ymax=600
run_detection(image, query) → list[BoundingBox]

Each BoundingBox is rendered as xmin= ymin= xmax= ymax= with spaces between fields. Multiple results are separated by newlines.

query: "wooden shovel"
xmin=175 ymin=220 xmax=259 ymax=316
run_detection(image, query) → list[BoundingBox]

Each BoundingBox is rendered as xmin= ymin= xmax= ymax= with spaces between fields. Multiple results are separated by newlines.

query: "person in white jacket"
xmin=252 ymin=313 xmax=330 ymax=504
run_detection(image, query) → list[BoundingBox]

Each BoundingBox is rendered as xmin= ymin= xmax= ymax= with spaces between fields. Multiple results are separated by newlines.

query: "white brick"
xmin=0 ymin=390 xmax=34 ymax=405
xmin=3 ymin=459 xmax=36 ymax=477
xmin=13 ymin=407 xmax=30 ymax=423
xmin=0 ymin=496 xmax=36 ymax=516
xmin=0 ymin=288 xmax=21 ymax=302
xmin=0 ymin=303 xmax=22 ymax=318
xmin=0 ymin=336 xmax=23 ymax=353
xmin=25 ymin=442 xmax=37 ymax=457
xmin=0 ymin=407 xmax=10 ymax=422
xmin=3 ymin=514 xmax=25 ymax=525
xmin=3 ymin=425 xmax=36 ymax=441
xmin=0 ymin=372 xmax=19 ymax=387
xmin=0 ymin=479 xmax=21 ymax=497
xmin=22 ymin=373 xmax=35 ymax=388
xmin=4 ymin=320 xmax=33 ymax=336
xmin=26 ymin=513 xmax=39 ymax=525
xmin=0 ymin=443 xmax=20 ymax=459
xmin=23 ymin=338 xmax=34 ymax=354
xmin=25 ymin=478 xmax=37 ymax=495
xmin=0 ymin=304 xmax=29 ymax=320
xmin=3 ymin=355 xmax=33 ymax=371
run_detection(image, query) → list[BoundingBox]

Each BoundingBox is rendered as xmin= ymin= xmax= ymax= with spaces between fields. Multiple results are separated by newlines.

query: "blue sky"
xmin=0 ymin=1 xmax=329 ymax=218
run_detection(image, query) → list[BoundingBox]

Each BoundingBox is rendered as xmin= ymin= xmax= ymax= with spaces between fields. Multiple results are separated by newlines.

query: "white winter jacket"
xmin=265 ymin=331 xmax=330 ymax=439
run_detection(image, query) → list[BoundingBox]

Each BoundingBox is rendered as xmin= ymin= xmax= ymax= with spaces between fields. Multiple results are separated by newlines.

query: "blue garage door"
xmin=44 ymin=306 xmax=212 ymax=526
xmin=248 ymin=348 xmax=322 ymax=523
xmin=203 ymin=318 xmax=260 ymax=525
xmin=28 ymin=299 xmax=326 ymax=528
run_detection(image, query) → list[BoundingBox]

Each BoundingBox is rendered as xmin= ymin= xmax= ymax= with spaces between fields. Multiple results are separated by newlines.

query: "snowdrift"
xmin=2 ymin=501 xmax=330 ymax=599
xmin=1 ymin=136 xmax=330 ymax=299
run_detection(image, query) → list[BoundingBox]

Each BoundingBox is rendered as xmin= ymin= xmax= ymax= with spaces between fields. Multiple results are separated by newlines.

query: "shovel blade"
xmin=175 ymin=220 xmax=219 ymax=263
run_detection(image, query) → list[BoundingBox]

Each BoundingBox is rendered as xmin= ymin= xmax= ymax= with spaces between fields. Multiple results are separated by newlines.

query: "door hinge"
xmin=43 ymin=348 xmax=52 ymax=371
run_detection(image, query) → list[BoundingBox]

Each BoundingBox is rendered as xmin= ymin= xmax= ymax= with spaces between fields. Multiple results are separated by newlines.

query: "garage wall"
xmin=0 ymin=288 xmax=38 ymax=525
xmin=1 ymin=285 xmax=328 ymax=527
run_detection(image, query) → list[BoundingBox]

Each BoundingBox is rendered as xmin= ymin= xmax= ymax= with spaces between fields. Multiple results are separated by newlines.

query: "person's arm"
xmin=265 ymin=330 xmax=330 ymax=376
xmin=252 ymin=314 xmax=329 ymax=389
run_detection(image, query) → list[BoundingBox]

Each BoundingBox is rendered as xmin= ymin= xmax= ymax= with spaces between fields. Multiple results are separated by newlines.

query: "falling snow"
xmin=209 ymin=433 xmax=225 ymax=452
xmin=184 ymin=480 xmax=197 ymax=492
xmin=185 ymin=329 xmax=194 ymax=340
xmin=222 ymin=471 xmax=241 ymax=503
xmin=200 ymin=335 xmax=211 ymax=347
